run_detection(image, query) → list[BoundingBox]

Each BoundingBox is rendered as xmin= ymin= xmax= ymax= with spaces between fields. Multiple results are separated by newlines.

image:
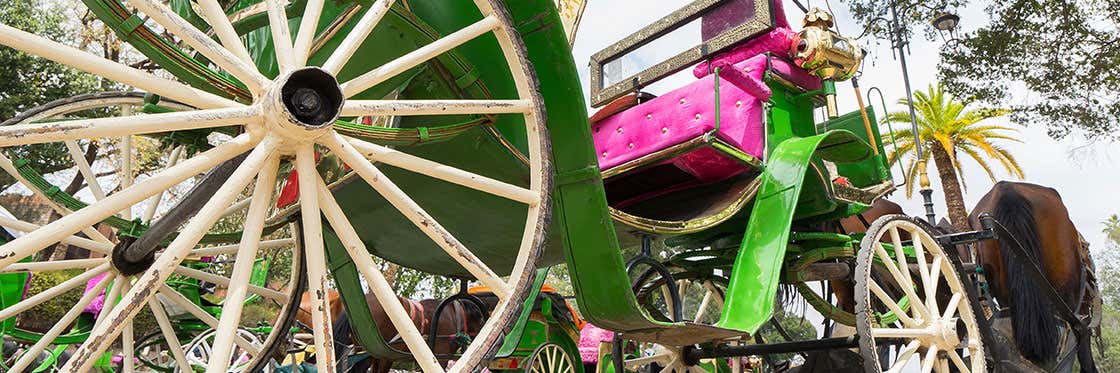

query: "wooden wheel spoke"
xmin=315 ymin=174 xmax=444 ymax=373
xmin=925 ymin=256 xmax=943 ymax=316
xmin=889 ymin=228 xmax=915 ymax=291
xmin=173 ymin=264 xmax=288 ymax=302
xmin=0 ymin=134 xmax=258 ymax=270
xmin=121 ymin=279 xmax=136 ymax=373
xmin=295 ymin=146 xmax=337 ymax=373
xmin=0 ymin=258 xmax=107 ymax=273
xmin=946 ymin=348 xmax=971 ymax=373
xmin=870 ymin=327 xmax=931 ymax=339
xmin=347 ymin=137 xmax=539 ymax=206
xmin=0 ymin=263 xmax=109 ymax=323
xmin=0 ymin=24 xmax=238 ymax=108
xmin=143 ymin=145 xmax=186 ymax=222
xmin=694 ymin=290 xmax=713 ymax=321
xmin=874 ymin=244 xmax=931 ymax=320
xmin=660 ymin=284 xmax=675 ymax=319
xmin=190 ymin=238 xmax=295 ymax=257
xmin=94 ymin=275 xmax=124 ymax=331
xmin=148 ymin=297 xmax=191 ymax=372
xmin=196 ymin=0 xmax=254 ymax=63
xmin=920 ymin=344 xmax=939 ymax=373
xmin=157 ymin=285 xmax=261 ymax=354
xmin=868 ymin=281 xmax=920 ymax=327
xmin=322 ymin=0 xmax=394 ymax=73
xmin=65 ymin=140 xmax=107 ymax=201
xmin=0 ymin=106 xmax=259 ymax=147
xmin=292 ymin=0 xmax=326 ymax=65
xmin=942 ymin=293 xmax=962 ymax=320
xmin=266 ymin=0 xmax=296 ymax=72
xmin=0 ymin=215 xmax=112 ymax=255
xmin=340 ymin=15 xmax=501 ymax=97
xmin=0 ymin=152 xmax=112 ymax=244
xmin=123 ymin=0 xmax=267 ymax=92
xmin=324 ymin=134 xmax=510 ymax=298
xmin=340 ymin=99 xmax=532 ymax=117
xmin=885 ymin=340 xmax=921 ymax=373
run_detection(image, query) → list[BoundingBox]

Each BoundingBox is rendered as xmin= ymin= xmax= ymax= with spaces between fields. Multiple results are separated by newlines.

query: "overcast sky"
xmin=571 ymin=0 xmax=1120 ymax=255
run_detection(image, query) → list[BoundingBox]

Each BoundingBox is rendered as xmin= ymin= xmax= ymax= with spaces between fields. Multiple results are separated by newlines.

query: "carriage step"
xmin=622 ymin=322 xmax=749 ymax=346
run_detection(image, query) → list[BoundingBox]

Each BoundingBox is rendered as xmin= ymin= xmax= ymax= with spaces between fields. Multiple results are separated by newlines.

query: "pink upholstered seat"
xmin=591 ymin=55 xmax=820 ymax=183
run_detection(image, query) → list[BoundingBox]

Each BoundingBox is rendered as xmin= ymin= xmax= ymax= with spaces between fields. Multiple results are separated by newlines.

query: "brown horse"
xmin=295 ymin=290 xmax=486 ymax=373
xmin=969 ymin=181 xmax=1098 ymax=371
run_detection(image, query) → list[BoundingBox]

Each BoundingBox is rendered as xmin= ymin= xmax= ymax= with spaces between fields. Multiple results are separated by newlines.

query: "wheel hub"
xmin=930 ymin=319 xmax=961 ymax=348
xmin=262 ymin=67 xmax=344 ymax=140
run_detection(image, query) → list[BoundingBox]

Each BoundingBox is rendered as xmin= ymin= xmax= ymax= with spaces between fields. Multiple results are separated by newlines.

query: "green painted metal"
xmin=322 ymin=227 xmax=409 ymax=360
xmin=495 ymin=267 xmax=551 ymax=358
xmin=716 ymin=130 xmax=873 ymax=334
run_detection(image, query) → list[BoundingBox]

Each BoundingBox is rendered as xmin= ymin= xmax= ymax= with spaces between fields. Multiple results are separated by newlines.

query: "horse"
xmin=294 ymin=290 xmax=487 ymax=373
xmin=969 ymin=181 xmax=1098 ymax=372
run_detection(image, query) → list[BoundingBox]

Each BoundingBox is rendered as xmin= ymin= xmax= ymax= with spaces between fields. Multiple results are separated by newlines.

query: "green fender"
xmin=716 ymin=130 xmax=873 ymax=334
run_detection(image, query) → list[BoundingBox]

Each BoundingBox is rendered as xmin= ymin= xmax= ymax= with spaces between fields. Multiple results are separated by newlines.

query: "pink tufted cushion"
xmin=591 ymin=56 xmax=819 ymax=183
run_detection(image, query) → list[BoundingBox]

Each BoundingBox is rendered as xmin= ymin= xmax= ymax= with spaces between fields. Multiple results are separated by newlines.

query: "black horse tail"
xmin=994 ymin=185 xmax=1059 ymax=363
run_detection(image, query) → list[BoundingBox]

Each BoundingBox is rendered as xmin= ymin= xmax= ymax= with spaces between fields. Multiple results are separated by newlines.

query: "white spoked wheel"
xmin=0 ymin=91 xmax=306 ymax=373
xmin=525 ymin=342 xmax=576 ymax=373
xmin=180 ymin=328 xmax=265 ymax=373
xmin=0 ymin=0 xmax=549 ymax=372
xmin=634 ymin=271 xmax=727 ymax=325
xmin=855 ymin=215 xmax=986 ymax=373
xmin=616 ymin=271 xmax=727 ymax=373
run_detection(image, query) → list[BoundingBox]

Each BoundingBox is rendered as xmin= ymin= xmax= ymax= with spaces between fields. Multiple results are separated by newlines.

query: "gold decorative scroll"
xmin=555 ymin=0 xmax=588 ymax=46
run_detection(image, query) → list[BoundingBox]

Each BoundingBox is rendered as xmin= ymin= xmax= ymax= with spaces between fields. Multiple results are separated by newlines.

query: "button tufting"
xmin=694 ymin=114 xmax=701 ymax=120
xmin=602 ymin=151 xmax=607 ymax=157
xmin=679 ymin=99 xmax=686 ymax=105
xmin=661 ymin=127 xmax=668 ymax=134
xmin=628 ymin=143 xmax=634 ymax=149
xmin=646 ymin=114 xmax=652 ymax=120
xmin=616 ymin=127 xmax=623 ymax=134
xmin=735 ymin=101 xmax=742 ymax=108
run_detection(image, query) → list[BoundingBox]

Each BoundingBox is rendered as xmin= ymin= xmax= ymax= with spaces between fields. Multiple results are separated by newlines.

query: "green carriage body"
xmin=10 ymin=0 xmax=896 ymax=365
xmin=141 ymin=0 xmax=892 ymax=350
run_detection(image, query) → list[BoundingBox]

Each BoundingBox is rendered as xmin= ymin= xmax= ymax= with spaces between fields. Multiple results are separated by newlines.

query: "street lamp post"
xmin=879 ymin=2 xmax=959 ymax=224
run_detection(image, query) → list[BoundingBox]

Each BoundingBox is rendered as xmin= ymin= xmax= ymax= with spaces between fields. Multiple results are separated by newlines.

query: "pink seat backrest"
xmin=694 ymin=0 xmax=793 ymax=78
xmin=591 ymin=56 xmax=819 ymax=183
xmin=701 ymin=0 xmax=789 ymax=41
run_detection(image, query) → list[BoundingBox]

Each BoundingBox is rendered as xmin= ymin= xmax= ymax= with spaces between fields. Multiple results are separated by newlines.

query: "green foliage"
xmin=20 ymin=269 xmax=85 ymax=332
xmin=0 ymin=0 xmax=101 ymax=190
xmin=756 ymin=310 xmax=818 ymax=366
xmin=881 ymin=83 xmax=1022 ymax=197
xmin=844 ymin=0 xmax=1120 ymax=140
xmin=0 ymin=0 xmax=99 ymax=120
xmin=1095 ymin=214 xmax=1120 ymax=370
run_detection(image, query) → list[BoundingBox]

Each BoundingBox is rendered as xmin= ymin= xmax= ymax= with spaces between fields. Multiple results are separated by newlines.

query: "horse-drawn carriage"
xmin=0 ymin=0 xmax=1100 ymax=371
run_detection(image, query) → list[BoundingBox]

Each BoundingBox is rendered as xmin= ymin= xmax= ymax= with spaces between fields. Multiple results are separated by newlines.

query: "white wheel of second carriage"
xmin=525 ymin=342 xmax=576 ymax=373
xmin=855 ymin=215 xmax=986 ymax=373
xmin=0 ymin=0 xmax=550 ymax=372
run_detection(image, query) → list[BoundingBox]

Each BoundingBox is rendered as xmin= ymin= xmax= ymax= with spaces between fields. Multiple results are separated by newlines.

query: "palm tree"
xmin=882 ymin=83 xmax=1024 ymax=229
